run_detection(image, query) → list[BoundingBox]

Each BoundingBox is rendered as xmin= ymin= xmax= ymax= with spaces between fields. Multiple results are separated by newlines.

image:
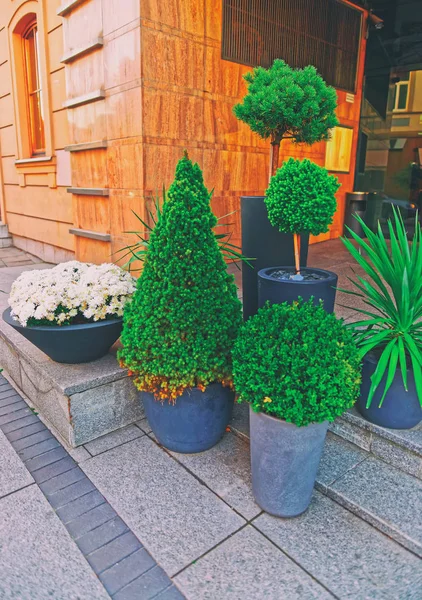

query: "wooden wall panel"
xmin=68 ymin=101 xmax=106 ymax=144
xmin=142 ymin=0 xmax=205 ymax=36
xmin=103 ymin=27 xmax=140 ymax=90
xmin=141 ymin=28 xmax=204 ymax=90
xmin=73 ymin=195 xmax=110 ymax=232
xmin=65 ymin=51 xmax=104 ymax=98
xmin=143 ymin=143 xmax=203 ymax=193
xmin=107 ymin=142 xmax=143 ymax=190
xmin=143 ymin=89 xmax=203 ymax=141
xmin=62 ymin=0 xmax=102 ymax=53
xmin=71 ymin=149 xmax=108 ymax=188
xmin=102 ymin=0 xmax=140 ymax=37
xmin=106 ymin=87 xmax=142 ymax=140
xmin=75 ymin=238 xmax=111 ymax=263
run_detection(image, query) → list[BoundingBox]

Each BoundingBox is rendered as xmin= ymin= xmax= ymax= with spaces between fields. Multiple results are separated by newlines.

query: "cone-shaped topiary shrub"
xmin=233 ymin=299 xmax=361 ymax=427
xmin=118 ymin=154 xmax=242 ymax=402
xmin=265 ymin=158 xmax=340 ymax=273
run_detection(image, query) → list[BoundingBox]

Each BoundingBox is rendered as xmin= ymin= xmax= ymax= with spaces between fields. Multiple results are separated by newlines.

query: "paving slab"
xmin=254 ymin=491 xmax=422 ymax=600
xmin=328 ymin=455 xmax=422 ymax=556
xmin=82 ymin=436 xmax=245 ymax=575
xmin=0 ymin=484 xmax=109 ymax=600
xmin=316 ymin=433 xmax=368 ymax=488
xmin=85 ymin=424 xmax=144 ymax=456
xmin=175 ymin=525 xmax=333 ymax=600
xmin=170 ymin=432 xmax=260 ymax=520
xmin=113 ymin=566 xmax=176 ymax=600
xmin=0 ymin=429 xmax=33 ymax=498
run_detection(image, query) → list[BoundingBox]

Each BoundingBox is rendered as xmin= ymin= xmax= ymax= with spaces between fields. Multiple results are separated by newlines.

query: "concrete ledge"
xmin=57 ymin=0 xmax=88 ymax=17
xmin=0 ymin=295 xmax=143 ymax=447
xmin=61 ymin=38 xmax=103 ymax=64
xmin=67 ymin=187 xmax=109 ymax=196
xmin=63 ymin=90 xmax=105 ymax=109
xmin=69 ymin=228 xmax=111 ymax=242
xmin=64 ymin=140 xmax=108 ymax=152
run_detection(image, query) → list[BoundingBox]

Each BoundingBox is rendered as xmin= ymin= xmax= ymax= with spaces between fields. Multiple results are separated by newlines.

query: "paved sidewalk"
xmin=0 ymin=243 xmax=421 ymax=599
xmin=0 ymin=246 xmax=43 ymax=268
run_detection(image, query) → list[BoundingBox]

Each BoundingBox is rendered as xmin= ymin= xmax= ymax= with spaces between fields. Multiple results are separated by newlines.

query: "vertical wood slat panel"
xmin=222 ymin=0 xmax=362 ymax=93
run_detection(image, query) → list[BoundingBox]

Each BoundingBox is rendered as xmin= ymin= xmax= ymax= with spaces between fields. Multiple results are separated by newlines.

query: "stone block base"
xmin=0 ymin=299 xmax=144 ymax=447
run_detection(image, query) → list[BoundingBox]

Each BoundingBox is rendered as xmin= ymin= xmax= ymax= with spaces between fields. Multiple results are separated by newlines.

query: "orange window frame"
xmin=22 ymin=21 xmax=45 ymax=156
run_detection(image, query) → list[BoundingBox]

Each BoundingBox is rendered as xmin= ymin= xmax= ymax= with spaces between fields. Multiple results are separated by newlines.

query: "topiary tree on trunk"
xmin=233 ymin=59 xmax=339 ymax=180
xmin=265 ymin=158 xmax=340 ymax=275
xmin=118 ymin=153 xmax=242 ymax=402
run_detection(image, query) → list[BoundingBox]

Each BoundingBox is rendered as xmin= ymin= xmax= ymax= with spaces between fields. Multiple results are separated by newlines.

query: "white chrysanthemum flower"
xmin=9 ymin=261 xmax=136 ymax=327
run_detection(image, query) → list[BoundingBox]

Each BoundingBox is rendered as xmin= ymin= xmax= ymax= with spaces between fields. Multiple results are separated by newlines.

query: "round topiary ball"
xmin=232 ymin=299 xmax=361 ymax=427
xmin=265 ymin=158 xmax=340 ymax=236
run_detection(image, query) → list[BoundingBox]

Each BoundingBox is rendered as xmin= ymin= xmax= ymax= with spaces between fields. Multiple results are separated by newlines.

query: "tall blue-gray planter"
xmin=250 ymin=407 xmax=328 ymax=517
xmin=142 ymin=383 xmax=234 ymax=453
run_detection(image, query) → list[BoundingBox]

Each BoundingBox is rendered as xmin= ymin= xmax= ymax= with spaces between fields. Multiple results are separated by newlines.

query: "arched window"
xmin=22 ymin=20 xmax=45 ymax=155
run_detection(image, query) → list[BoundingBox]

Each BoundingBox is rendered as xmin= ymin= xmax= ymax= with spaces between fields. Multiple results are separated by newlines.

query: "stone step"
xmin=329 ymin=407 xmax=422 ymax=480
xmin=230 ymin=403 xmax=422 ymax=557
xmin=0 ymin=237 xmax=13 ymax=248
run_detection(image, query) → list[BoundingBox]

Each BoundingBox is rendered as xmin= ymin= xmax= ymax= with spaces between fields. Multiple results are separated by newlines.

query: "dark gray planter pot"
xmin=3 ymin=307 xmax=122 ymax=364
xmin=241 ymin=196 xmax=309 ymax=320
xmin=142 ymin=383 xmax=234 ymax=453
xmin=258 ymin=267 xmax=338 ymax=313
xmin=357 ymin=353 xmax=422 ymax=429
xmin=250 ymin=407 xmax=328 ymax=517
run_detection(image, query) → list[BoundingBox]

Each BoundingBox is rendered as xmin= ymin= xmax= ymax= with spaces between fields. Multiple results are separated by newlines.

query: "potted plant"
xmin=118 ymin=154 xmax=242 ymax=453
xmin=233 ymin=299 xmax=361 ymax=517
xmin=233 ymin=59 xmax=339 ymax=318
xmin=258 ymin=158 xmax=340 ymax=312
xmin=3 ymin=261 xmax=135 ymax=363
xmin=342 ymin=209 xmax=422 ymax=429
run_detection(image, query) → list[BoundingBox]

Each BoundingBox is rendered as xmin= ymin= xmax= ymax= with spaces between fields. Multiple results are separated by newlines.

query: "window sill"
xmin=15 ymin=156 xmax=53 ymax=165
xmin=15 ymin=156 xmax=57 ymax=188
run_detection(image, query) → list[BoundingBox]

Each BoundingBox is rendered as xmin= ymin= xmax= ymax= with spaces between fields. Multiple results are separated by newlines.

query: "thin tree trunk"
xmin=293 ymin=233 xmax=301 ymax=275
xmin=270 ymin=141 xmax=280 ymax=179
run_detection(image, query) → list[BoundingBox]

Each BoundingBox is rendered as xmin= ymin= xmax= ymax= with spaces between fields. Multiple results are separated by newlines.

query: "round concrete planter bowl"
xmin=142 ymin=383 xmax=234 ymax=453
xmin=258 ymin=267 xmax=338 ymax=313
xmin=2 ymin=307 xmax=122 ymax=364
xmin=250 ymin=407 xmax=329 ymax=517
xmin=357 ymin=354 xmax=422 ymax=430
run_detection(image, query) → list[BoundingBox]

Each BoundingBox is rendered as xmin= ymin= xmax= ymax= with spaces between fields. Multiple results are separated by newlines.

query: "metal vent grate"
xmin=222 ymin=0 xmax=362 ymax=93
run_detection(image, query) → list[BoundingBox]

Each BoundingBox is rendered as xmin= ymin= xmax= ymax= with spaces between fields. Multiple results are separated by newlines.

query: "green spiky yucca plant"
xmin=118 ymin=154 xmax=242 ymax=402
xmin=342 ymin=209 xmax=422 ymax=409
xmin=116 ymin=189 xmax=251 ymax=272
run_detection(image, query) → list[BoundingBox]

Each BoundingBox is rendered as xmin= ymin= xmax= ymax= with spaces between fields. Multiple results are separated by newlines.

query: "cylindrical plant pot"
xmin=241 ymin=196 xmax=309 ymax=320
xmin=250 ymin=408 xmax=328 ymax=517
xmin=357 ymin=354 xmax=422 ymax=429
xmin=142 ymin=383 xmax=234 ymax=453
xmin=3 ymin=307 xmax=122 ymax=364
xmin=258 ymin=267 xmax=338 ymax=313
